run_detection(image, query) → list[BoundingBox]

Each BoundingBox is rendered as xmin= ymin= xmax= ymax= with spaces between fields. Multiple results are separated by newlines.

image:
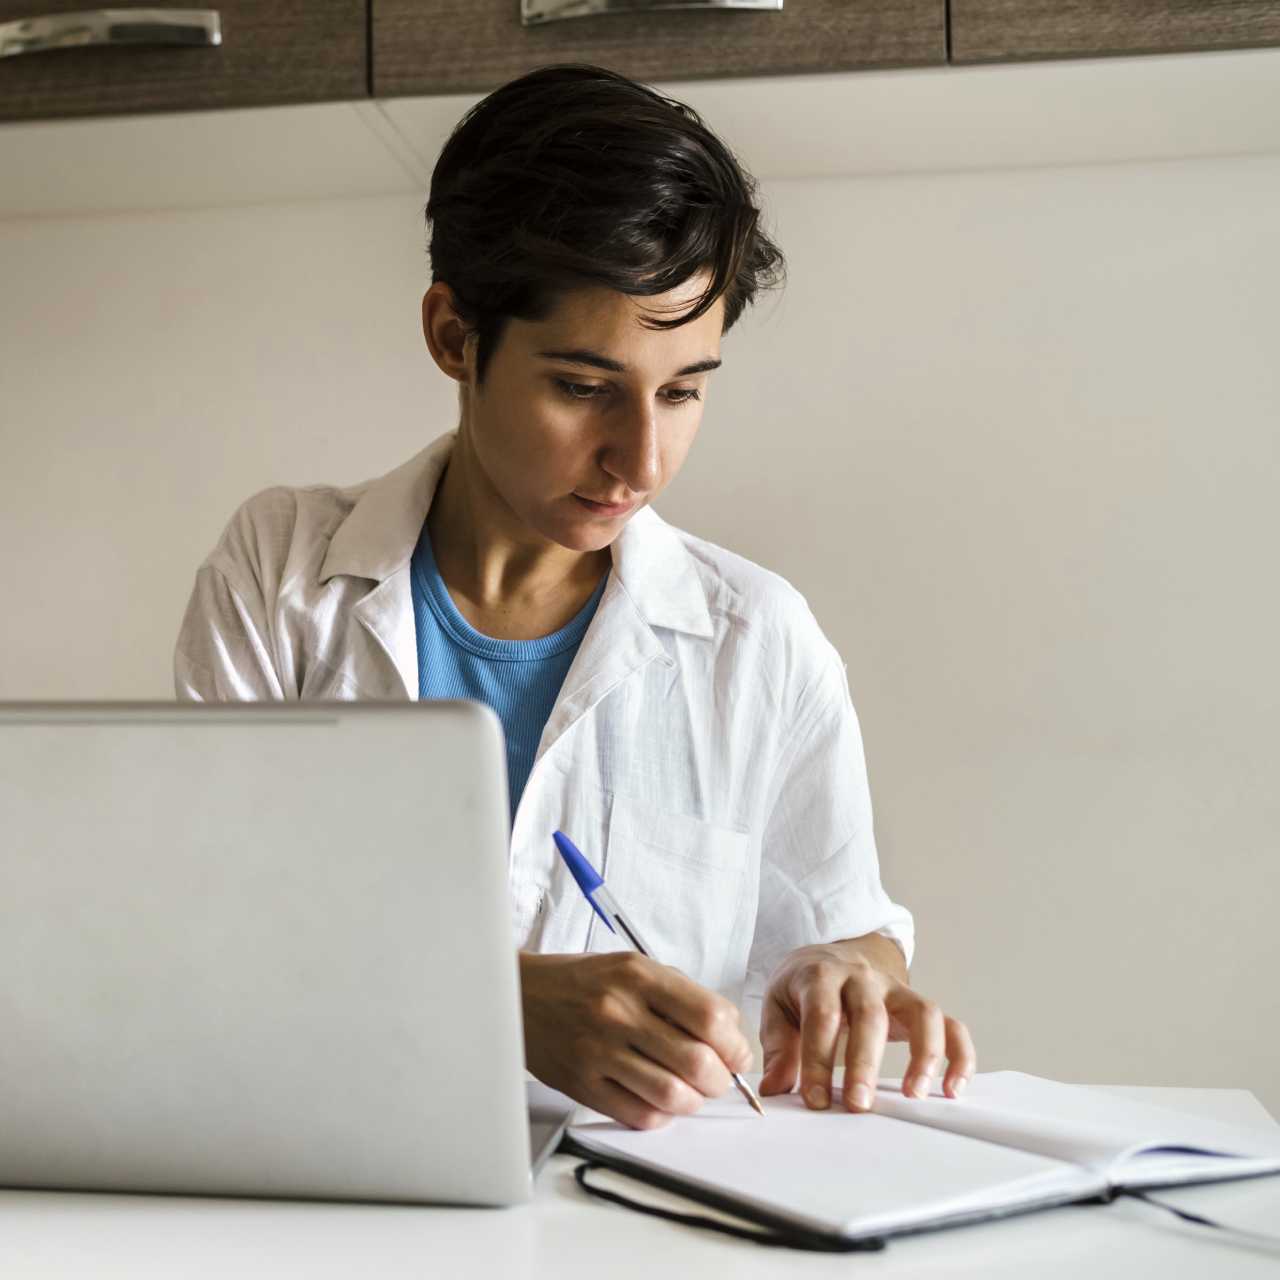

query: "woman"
xmin=175 ymin=63 xmax=975 ymax=1129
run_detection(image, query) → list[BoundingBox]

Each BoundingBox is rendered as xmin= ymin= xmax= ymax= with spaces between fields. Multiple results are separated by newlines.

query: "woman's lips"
xmin=573 ymin=493 xmax=636 ymax=517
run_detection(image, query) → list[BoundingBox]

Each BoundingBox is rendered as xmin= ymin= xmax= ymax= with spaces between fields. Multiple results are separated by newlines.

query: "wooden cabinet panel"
xmin=0 ymin=1 xmax=367 ymax=123
xmin=372 ymin=0 xmax=945 ymax=99
xmin=951 ymin=1 xmax=1280 ymax=65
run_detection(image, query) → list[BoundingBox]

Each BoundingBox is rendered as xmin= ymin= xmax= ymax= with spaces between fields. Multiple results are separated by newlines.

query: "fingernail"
xmin=913 ymin=1076 xmax=930 ymax=1099
xmin=806 ymin=1085 xmax=829 ymax=1109
xmin=852 ymin=1083 xmax=873 ymax=1111
xmin=953 ymin=1076 xmax=967 ymax=1097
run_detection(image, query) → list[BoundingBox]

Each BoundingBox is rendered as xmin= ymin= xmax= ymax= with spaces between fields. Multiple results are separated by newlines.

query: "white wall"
xmin=2 ymin=64 xmax=1277 ymax=1113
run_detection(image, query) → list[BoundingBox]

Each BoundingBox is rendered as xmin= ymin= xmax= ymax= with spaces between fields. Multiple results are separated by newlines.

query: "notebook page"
xmin=569 ymin=1084 xmax=1099 ymax=1241
xmin=1117 ymin=1148 xmax=1280 ymax=1188
xmin=870 ymin=1071 xmax=1280 ymax=1184
xmin=869 ymin=1075 xmax=1128 ymax=1168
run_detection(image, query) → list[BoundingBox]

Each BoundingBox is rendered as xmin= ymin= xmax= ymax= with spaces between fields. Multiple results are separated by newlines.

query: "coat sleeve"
xmin=172 ymin=490 xmax=300 ymax=702
xmin=745 ymin=634 xmax=915 ymax=993
xmin=173 ymin=562 xmax=288 ymax=701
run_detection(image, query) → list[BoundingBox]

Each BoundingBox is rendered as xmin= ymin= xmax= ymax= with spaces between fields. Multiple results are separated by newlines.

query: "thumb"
xmin=758 ymin=994 xmax=801 ymax=1096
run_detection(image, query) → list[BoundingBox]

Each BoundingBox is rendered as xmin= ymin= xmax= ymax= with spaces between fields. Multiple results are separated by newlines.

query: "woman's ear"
xmin=421 ymin=282 xmax=473 ymax=386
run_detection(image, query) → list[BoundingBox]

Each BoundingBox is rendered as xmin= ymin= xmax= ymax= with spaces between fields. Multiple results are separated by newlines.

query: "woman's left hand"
xmin=758 ymin=943 xmax=976 ymax=1112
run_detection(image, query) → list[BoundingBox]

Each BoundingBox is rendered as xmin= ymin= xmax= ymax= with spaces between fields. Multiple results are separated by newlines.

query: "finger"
xmin=758 ymin=993 xmax=801 ymax=1096
xmin=645 ymin=965 xmax=753 ymax=1076
xmin=629 ymin=1011 xmax=736 ymax=1100
xmin=797 ymin=977 xmax=844 ymax=1110
xmin=588 ymin=1076 xmax=674 ymax=1131
xmin=886 ymin=989 xmax=947 ymax=1099
xmin=604 ymin=1044 xmax=708 ymax=1119
xmin=941 ymin=1017 xmax=978 ymax=1098
xmin=840 ymin=982 xmax=889 ymax=1113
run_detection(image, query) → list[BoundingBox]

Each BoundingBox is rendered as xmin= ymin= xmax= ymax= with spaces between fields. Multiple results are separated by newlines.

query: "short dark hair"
xmin=425 ymin=63 xmax=786 ymax=389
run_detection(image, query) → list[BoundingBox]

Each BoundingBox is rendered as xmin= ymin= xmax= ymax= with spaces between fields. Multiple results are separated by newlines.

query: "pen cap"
xmin=552 ymin=830 xmax=604 ymax=897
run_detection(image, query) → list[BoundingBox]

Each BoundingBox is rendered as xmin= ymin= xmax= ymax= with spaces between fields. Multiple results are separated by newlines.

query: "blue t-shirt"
xmin=410 ymin=521 xmax=608 ymax=825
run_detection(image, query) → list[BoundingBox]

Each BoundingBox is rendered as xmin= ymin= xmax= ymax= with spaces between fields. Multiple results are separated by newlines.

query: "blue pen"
xmin=552 ymin=829 xmax=764 ymax=1118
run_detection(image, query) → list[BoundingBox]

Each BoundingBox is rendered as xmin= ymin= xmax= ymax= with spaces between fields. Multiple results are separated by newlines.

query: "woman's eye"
xmin=557 ymin=380 xmax=605 ymax=400
xmin=554 ymin=379 xmax=701 ymax=405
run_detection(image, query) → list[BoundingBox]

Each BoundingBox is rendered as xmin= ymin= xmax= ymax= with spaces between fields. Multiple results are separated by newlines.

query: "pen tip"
xmin=733 ymin=1072 xmax=765 ymax=1117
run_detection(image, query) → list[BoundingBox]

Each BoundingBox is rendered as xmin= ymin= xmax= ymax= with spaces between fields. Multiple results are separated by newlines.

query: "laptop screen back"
xmin=0 ymin=701 xmax=532 ymax=1205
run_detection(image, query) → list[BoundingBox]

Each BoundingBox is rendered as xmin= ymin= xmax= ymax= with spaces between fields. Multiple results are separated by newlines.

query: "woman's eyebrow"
xmin=535 ymin=348 xmax=722 ymax=377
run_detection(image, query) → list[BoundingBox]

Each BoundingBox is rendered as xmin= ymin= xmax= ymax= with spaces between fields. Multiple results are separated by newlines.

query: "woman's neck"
xmin=425 ymin=432 xmax=609 ymax=640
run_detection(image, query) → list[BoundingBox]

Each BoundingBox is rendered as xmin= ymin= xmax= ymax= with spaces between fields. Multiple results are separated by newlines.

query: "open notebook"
xmin=563 ymin=1070 xmax=1280 ymax=1244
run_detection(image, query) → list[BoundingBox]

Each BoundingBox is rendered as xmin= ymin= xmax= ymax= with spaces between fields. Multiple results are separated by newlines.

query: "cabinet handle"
xmin=0 ymin=8 xmax=221 ymax=58
xmin=522 ymin=0 xmax=781 ymax=26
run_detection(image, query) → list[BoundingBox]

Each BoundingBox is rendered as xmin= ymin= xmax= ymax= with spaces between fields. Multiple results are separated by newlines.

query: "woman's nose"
xmin=604 ymin=407 xmax=661 ymax=496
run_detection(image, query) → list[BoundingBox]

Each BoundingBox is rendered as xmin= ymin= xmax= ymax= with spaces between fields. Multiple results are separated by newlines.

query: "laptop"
xmin=0 ymin=700 xmax=576 ymax=1203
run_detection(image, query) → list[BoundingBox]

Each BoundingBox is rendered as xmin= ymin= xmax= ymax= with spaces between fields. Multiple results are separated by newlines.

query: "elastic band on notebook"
xmin=571 ymin=1161 xmax=887 ymax=1253
xmin=1117 ymin=1188 xmax=1280 ymax=1252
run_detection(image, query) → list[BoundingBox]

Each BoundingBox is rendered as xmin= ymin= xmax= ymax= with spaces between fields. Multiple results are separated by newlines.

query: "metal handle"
xmin=523 ymin=0 xmax=781 ymax=26
xmin=0 ymin=8 xmax=221 ymax=58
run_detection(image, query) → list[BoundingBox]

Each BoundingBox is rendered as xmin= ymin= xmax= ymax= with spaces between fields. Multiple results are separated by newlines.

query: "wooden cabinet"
xmin=371 ymin=0 xmax=946 ymax=100
xmin=0 ymin=1 xmax=367 ymax=123
xmin=951 ymin=1 xmax=1280 ymax=65
xmin=4 ymin=1 xmax=1280 ymax=126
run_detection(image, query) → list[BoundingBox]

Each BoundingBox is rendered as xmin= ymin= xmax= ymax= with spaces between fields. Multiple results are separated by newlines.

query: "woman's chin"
xmin=541 ymin=502 xmax=633 ymax=553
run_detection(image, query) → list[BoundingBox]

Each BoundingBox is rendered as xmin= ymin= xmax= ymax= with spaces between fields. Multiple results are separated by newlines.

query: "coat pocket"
xmin=594 ymin=792 xmax=755 ymax=993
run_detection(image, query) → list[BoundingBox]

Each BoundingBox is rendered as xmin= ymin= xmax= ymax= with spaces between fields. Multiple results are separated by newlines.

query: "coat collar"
xmin=317 ymin=429 xmax=714 ymax=641
xmin=317 ymin=434 xmax=450 ymax=588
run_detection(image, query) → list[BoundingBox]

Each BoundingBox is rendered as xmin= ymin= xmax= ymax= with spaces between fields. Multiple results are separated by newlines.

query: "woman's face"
xmin=428 ymin=272 xmax=724 ymax=554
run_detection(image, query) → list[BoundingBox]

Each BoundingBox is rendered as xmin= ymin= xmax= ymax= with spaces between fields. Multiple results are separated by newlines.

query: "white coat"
xmin=174 ymin=429 xmax=915 ymax=1011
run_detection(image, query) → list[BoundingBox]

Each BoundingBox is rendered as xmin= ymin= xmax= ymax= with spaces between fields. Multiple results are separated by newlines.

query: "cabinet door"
xmin=373 ymin=0 xmax=945 ymax=100
xmin=951 ymin=0 xmax=1280 ymax=64
xmin=0 ymin=1 xmax=367 ymax=123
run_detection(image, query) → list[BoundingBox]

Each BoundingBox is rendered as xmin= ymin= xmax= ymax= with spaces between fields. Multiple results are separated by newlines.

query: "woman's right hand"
xmin=519 ymin=950 xmax=753 ymax=1129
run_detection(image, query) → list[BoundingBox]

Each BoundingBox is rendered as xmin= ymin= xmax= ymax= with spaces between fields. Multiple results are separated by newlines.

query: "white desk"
xmin=2 ymin=1086 xmax=1276 ymax=1279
